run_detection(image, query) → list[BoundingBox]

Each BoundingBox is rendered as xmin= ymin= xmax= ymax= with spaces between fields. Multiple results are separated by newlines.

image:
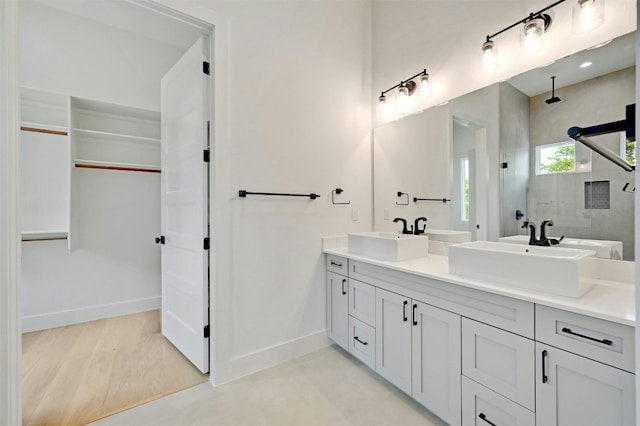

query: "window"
xmin=536 ymin=141 xmax=577 ymax=175
xmin=620 ymin=133 xmax=636 ymax=167
xmin=460 ymin=157 xmax=469 ymax=222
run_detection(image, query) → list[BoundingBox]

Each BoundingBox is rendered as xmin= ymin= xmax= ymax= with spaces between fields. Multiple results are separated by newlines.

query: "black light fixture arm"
xmin=380 ymin=69 xmax=429 ymax=97
xmin=485 ymin=0 xmax=565 ymax=42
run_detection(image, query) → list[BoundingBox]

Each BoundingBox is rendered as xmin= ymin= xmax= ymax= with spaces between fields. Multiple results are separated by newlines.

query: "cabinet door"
xmin=376 ymin=288 xmax=412 ymax=395
xmin=326 ymin=271 xmax=349 ymax=350
xmin=412 ymin=302 xmax=461 ymax=426
xmin=462 ymin=318 xmax=535 ymax=410
xmin=536 ymin=343 xmax=635 ymax=426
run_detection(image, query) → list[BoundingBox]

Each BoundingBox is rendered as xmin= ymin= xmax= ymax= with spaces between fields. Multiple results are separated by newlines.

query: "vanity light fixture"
xmin=377 ymin=69 xmax=431 ymax=111
xmin=573 ymin=0 xmax=605 ymax=33
xmin=481 ymin=0 xmax=565 ymax=70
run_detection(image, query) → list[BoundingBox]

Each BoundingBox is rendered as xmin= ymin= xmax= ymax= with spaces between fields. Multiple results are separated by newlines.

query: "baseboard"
xmin=21 ymin=296 xmax=161 ymax=333
xmin=212 ymin=330 xmax=331 ymax=385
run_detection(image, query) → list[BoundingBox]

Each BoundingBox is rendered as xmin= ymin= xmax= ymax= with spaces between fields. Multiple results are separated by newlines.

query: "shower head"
xmin=545 ymin=76 xmax=561 ymax=104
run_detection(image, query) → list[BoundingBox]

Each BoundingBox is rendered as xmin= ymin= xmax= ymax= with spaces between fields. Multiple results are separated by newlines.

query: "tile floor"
xmin=91 ymin=345 xmax=448 ymax=426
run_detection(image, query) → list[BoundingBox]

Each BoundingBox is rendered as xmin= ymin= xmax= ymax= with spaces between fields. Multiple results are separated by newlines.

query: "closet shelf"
xmin=72 ymin=128 xmax=160 ymax=145
xmin=74 ymin=159 xmax=161 ymax=173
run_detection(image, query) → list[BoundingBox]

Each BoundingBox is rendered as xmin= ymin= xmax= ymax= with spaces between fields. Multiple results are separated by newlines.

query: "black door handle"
xmin=541 ymin=349 xmax=548 ymax=384
xmin=412 ymin=303 xmax=418 ymax=326
xmin=403 ymin=300 xmax=408 ymax=322
xmin=354 ymin=336 xmax=368 ymax=346
xmin=478 ymin=413 xmax=497 ymax=426
xmin=341 ymin=279 xmax=347 ymax=295
xmin=155 ymin=235 xmax=165 ymax=244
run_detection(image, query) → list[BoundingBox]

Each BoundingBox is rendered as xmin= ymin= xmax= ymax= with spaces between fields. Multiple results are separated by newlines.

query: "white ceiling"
xmin=28 ymin=0 xmax=206 ymax=50
xmin=504 ymin=31 xmax=635 ymax=97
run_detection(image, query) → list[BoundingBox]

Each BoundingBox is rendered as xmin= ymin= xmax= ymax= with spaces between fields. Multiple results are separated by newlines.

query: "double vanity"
xmin=323 ymin=233 xmax=635 ymax=426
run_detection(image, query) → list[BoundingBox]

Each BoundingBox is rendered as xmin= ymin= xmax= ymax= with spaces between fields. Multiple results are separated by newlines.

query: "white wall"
xmin=19 ymin=2 xmax=189 ymax=331
xmin=190 ymin=0 xmax=374 ymax=383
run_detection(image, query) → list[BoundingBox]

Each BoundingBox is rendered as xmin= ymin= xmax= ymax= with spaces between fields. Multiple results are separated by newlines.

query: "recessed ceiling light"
xmin=587 ymin=39 xmax=613 ymax=50
xmin=580 ymin=61 xmax=593 ymax=68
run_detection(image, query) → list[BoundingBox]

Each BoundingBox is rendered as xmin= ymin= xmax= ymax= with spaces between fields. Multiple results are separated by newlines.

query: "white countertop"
xmin=324 ymin=246 xmax=635 ymax=327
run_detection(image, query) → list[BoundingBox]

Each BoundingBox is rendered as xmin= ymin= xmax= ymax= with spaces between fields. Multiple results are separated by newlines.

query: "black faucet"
xmin=540 ymin=220 xmax=565 ymax=246
xmin=393 ymin=218 xmax=414 ymax=235
xmin=414 ymin=217 xmax=427 ymax=235
xmin=521 ymin=220 xmax=542 ymax=246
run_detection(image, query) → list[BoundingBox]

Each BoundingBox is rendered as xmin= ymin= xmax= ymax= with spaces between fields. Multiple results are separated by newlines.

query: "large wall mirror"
xmin=373 ymin=31 xmax=635 ymax=260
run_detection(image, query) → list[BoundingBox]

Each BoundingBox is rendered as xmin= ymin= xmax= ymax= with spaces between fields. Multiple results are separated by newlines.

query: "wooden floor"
xmin=22 ymin=310 xmax=208 ymax=426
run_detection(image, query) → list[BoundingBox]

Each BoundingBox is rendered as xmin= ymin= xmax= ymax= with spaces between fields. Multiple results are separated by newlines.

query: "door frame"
xmin=0 ymin=1 xmax=230 ymax=422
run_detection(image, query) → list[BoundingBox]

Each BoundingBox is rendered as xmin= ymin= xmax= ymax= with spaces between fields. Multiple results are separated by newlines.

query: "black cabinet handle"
xmin=330 ymin=260 xmax=343 ymax=268
xmin=478 ymin=413 xmax=497 ymax=426
xmin=412 ymin=303 xmax=418 ymax=326
xmin=561 ymin=327 xmax=613 ymax=345
xmin=155 ymin=235 xmax=165 ymax=244
xmin=403 ymin=300 xmax=408 ymax=322
xmin=354 ymin=336 xmax=368 ymax=346
xmin=542 ymin=349 xmax=548 ymax=384
xmin=341 ymin=279 xmax=347 ymax=295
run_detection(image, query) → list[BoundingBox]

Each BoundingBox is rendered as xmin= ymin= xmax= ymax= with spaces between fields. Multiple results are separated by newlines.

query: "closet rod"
xmin=22 ymin=236 xmax=68 ymax=242
xmin=21 ymin=126 xmax=68 ymax=136
xmin=75 ymin=163 xmax=161 ymax=173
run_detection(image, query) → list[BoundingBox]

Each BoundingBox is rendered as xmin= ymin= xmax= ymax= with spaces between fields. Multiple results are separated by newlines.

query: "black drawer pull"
xmin=354 ymin=336 xmax=368 ymax=346
xmin=403 ymin=300 xmax=408 ymax=322
xmin=542 ymin=349 xmax=548 ymax=384
xmin=561 ymin=327 xmax=613 ymax=345
xmin=341 ymin=279 xmax=347 ymax=295
xmin=478 ymin=413 xmax=497 ymax=426
xmin=330 ymin=260 xmax=343 ymax=268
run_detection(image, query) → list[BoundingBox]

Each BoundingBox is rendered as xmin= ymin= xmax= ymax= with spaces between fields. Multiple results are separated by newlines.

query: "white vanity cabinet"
xmin=324 ymin=253 xmax=635 ymax=426
xmin=326 ymin=255 xmax=349 ymax=351
xmin=535 ymin=305 xmax=635 ymax=426
xmin=536 ymin=343 xmax=635 ymax=426
xmin=375 ymin=288 xmax=462 ymax=426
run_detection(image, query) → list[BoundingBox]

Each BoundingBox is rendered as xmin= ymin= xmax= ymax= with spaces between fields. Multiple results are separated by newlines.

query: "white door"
xmin=160 ymin=36 xmax=209 ymax=373
xmin=326 ymin=271 xmax=349 ymax=350
xmin=375 ymin=288 xmax=412 ymax=395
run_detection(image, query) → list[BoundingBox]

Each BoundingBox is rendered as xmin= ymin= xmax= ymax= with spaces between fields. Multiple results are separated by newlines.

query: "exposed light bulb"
xmin=378 ymin=93 xmax=387 ymax=114
xmin=398 ymin=83 xmax=408 ymax=97
xmin=481 ymin=40 xmax=498 ymax=71
xmin=573 ymin=0 xmax=604 ymax=33
xmin=521 ymin=19 xmax=544 ymax=55
xmin=420 ymin=74 xmax=431 ymax=96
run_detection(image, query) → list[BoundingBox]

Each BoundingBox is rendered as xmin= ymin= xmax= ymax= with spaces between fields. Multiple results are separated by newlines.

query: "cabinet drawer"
xmin=327 ymin=254 xmax=348 ymax=276
xmin=462 ymin=377 xmax=535 ymax=426
xmin=349 ymin=279 xmax=375 ymax=326
xmin=462 ymin=318 xmax=535 ymax=410
xmin=536 ymin=305 xmax=635 ymax=373
xmin=350 ymin=260 xmax=534 ymax=338
xmin=348 ymin=316 xmax=375 ymax=370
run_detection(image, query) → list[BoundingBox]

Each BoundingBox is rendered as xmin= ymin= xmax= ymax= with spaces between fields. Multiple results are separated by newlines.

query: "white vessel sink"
xmin=348 ymin=232 xmax=429 ymax=262
xmin=423 ymin=229 xmax=472 ymax=243
xmin=498 ymin=235 xmax=623 ymax=260
xmin=448 ymin=241 xmax=597 ymax=297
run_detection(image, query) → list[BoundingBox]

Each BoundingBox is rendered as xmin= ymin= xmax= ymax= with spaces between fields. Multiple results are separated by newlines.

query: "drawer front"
xmin=462 ymin=377 xmax=535 ymax=426
xmin=327 ymin=254 xmax=348 ymax=276
xmin=350 ymin=260 xmax=534 ymax=338
xmin=535 ymin=305 xmax=635 ymax=373
xmin=348 ymin=316 xmax=375 ymax=370
xmin=462 ymin=318 xmax=535 ymax=410
xmin=349 ymin=279 xmax=375 ymax=327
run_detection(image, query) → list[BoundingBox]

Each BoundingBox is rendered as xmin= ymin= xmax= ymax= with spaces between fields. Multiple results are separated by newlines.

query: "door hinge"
xmin=203 ymin=149 xmax=210 ymax=163
xmin=204 ymin=237 xmax=210 ymax=250
xmin=204 ymin=325 xmax=210 ymax=338
xmin=203 ymin=61 xmax=210 ymax=75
